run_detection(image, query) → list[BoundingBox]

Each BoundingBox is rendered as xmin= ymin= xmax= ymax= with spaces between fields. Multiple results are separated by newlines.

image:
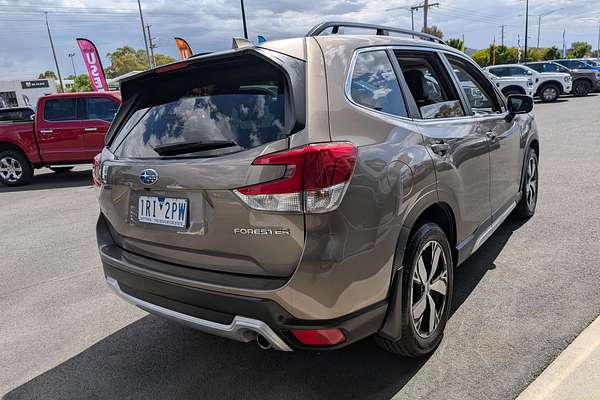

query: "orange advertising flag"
xmin=492 ymin=36 xmax=497 ymax=65
xmin=174 ymin=37 xmax=193 ymax=60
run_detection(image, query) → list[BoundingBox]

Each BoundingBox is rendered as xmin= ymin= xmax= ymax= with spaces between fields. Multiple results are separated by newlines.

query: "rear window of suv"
xmin=110 ymin=55 xmax=296 ymax=159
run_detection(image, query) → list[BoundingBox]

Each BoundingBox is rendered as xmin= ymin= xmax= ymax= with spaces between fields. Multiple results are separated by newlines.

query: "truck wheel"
xmin=539 ymin=84 xmax=560 ymax=102
xmin=50 ymin=167 xmax=74 ymax=173
xmin=572 ymin=80 xmax=591 ymax=97
xmin=0 ymin=150 xmax=33 ymax=186
xmin=375 ymin=222 xmax=453 ymax=357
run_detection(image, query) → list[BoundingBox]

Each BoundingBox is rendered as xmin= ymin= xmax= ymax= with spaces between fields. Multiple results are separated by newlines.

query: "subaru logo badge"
xmin=140 ymin=169 xmax=159 ymax=185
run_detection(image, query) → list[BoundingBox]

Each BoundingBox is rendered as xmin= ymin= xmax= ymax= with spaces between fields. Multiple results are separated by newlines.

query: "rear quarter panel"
xmin=0 ymin=122 xmax=40 ymax=163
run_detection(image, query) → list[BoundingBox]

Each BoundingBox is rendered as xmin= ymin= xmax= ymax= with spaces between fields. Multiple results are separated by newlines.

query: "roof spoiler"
xmin=305 ymin=21 xmax=445 ymax=44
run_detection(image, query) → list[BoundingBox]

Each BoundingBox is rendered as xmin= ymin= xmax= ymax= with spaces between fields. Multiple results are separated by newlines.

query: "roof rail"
xmin=305 ymin=21 xmax=446 ymax=44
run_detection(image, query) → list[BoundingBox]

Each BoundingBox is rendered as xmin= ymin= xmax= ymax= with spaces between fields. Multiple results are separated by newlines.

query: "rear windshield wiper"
xmin=153 ymin=140 xmax=238 ymax=156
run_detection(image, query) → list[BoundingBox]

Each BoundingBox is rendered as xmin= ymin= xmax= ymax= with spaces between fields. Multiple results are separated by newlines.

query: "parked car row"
xmin=484 ymin=59 xmax=600 ymax=101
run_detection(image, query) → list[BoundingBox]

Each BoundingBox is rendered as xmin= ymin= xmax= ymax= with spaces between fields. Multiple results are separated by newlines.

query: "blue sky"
xmin=0 ymin=0 xmax=598 ymax=80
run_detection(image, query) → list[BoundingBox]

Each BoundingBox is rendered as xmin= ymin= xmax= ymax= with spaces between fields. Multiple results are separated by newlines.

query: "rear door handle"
xmin=84 ymin=127 xmax=98 ymax=132
xmin=486 ymin=131 xmax=497 ymax=141
xmin=39 ymin=129 xmax=53 ymax=134
xmin=430 ymin=142 xmax=450 ymax=156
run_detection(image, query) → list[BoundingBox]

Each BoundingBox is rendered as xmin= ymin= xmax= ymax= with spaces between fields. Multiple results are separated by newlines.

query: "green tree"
xmin=471 ymin=48 xmax=489 ymax=67
xmin=422 ymin=25 xmax=443 ymax=39
xmin=528 ymin=48 xmax=546 ymax=62
xmin=447 ymin=38 xmax=465 ymax=52
xmin=490 ymin=45 xmax=519 ymax=65
xmin=544 ymin=46 xmax=561 ymax=60
xmin=570 ymin=41 xmax=592 ymax=58
xmin=38 ymin=70 xmax=57 ymax=80
xmin=72 ymin=74 xmax=93 ymax=92
xmin=105 ymin=46 xmax=176 ymax=78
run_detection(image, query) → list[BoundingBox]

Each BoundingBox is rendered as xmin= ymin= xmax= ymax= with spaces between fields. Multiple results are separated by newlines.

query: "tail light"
xmin=234 ymin=142 xmax=357 ymax=213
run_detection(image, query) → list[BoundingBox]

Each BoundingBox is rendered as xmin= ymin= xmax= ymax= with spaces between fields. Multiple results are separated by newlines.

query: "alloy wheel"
xmin=411 ymin=240 xmax=448 ymax=338
xmin=526 ymin=155 xmax=538 ymax=211
xmin=542 ymin=87 xmax=558 ymax=101
xmin=0 ymin=156 xmax=23 ymax=183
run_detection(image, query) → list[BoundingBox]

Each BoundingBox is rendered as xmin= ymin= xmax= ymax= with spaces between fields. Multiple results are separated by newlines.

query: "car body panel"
xmin=97 ymin=34 xmax=539 ymax=328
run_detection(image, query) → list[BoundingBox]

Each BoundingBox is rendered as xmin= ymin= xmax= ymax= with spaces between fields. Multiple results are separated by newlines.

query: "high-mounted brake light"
xmin=234 ymin=142 xmax=357 ymax=213
xmin=155 ymin=62 xmax=188 ymax=74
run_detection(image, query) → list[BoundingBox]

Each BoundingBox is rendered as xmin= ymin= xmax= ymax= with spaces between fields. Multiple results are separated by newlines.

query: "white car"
xmin=485 ymin=72 xmax=534 ymax=98
xmin=485 ymin=64 xmax=572 ymax=102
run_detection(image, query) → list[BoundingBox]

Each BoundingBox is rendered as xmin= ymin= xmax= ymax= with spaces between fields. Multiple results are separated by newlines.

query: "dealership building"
xmin=0 ymin=79 xmax=57 ymax=109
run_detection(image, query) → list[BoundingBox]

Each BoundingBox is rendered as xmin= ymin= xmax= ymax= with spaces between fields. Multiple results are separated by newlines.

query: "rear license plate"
xmin=138 ymin=196 xmax=188 ymax=228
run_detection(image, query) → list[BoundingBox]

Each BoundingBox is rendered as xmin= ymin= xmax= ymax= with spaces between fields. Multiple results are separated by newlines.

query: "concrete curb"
xmin=517 ymin=315 xmax=600 ymax=400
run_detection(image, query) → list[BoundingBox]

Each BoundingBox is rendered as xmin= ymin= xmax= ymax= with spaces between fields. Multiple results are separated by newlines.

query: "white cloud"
xmin=0 ymin=0 xmax=598 ymax=80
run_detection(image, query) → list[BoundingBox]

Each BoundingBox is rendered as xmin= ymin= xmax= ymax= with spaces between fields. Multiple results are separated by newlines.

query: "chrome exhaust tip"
xmin=256 ymin=334 xmax=272 ymax=350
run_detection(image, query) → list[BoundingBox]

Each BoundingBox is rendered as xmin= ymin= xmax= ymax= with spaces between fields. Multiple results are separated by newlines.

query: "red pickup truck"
xmin=0 ymin=92 xmax=121 ymax=186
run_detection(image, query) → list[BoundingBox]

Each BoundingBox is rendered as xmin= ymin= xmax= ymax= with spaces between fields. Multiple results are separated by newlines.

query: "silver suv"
xmin=95 ymin=22 xmax=540 ymax=356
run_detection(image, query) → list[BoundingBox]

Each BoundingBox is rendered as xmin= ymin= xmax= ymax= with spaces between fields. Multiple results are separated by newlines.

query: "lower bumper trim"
xmin=106 ymin=277 xmax=292 ymax=352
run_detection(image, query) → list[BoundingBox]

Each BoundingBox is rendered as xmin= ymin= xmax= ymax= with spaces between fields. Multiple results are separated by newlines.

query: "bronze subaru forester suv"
xmin=95 ymin=22 xmax=539 ymax=356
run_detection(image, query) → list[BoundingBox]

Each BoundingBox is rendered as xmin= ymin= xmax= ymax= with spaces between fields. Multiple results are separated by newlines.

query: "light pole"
xmin=532 ymin=9 xmax=562 ymax=48
xmin=524 ymin=0 xmax=529 ymax=62
xmin=45 ymin=12 xmax=64 ymax=93
xmin=137 ymin=0 xmax=152 ymax=68
xmin=240 ymin=0 xmax=248 ymax=39
xmin=68 ymin=53 xmax=77 ymax=77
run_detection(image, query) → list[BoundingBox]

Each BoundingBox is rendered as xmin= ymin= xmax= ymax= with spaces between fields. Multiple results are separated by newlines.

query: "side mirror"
xmin=527 ymin=70 xmax=533 ymax=76
xmin=506 ymin=94 xmax=533 ymax=121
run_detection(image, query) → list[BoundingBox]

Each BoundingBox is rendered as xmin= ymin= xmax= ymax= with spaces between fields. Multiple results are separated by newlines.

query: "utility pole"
xmin=68 ymin=52 xmax=76 ymax=77
xmin=410 ymin=7 xmax=415 ymax=31
xmin=524 ymin=0 xmax=529 ymax=62
xmin=240 ymin=0 xmax=248 ymax=39
xmin=500 ymin=25 xmax=505 ymax=47
xmin=146 ymin=25 xmax=156 ymax=68
xmin=137 ymin=0 xmax=151 ymax=69
xmin=44 ymin=12 xmax=64 ymax=93
xmin=410 ymin=1 xmax=439 ymax=31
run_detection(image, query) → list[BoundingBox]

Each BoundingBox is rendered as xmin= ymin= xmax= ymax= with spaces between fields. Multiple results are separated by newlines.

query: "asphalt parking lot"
xmin=1 ymin=94 xmax=600 ymax=400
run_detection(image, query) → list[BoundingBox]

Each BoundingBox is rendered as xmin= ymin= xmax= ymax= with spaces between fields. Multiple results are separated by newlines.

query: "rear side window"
xmin=510 ymin=67 xmax=529 ymax=76
xmin=111 ymin=55 xmax=296 ymax=159
xmin=489 ymin=67 xmax=510 ymax=77
xmin=395 ymin=51 xmax=464 ymax=119
xmin=44 ymin=98 xmax=77 ymax=121
xmin=349 ymin=50 xmax=408 ymax=117
xmin=0 ymin=108 xmax=34 ymax=122
xmin=85 ymin=97 xmax=119 ymax=122
xmin=528 ymin=64 xmax=544 ymax=73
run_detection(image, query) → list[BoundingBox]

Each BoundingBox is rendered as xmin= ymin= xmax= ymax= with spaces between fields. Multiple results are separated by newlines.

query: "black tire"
xmin=50 ymin=166 xmax=74 ymax=173
xmin=515 ymin=147 xmax=538 ymax=219
xmin=0 ymin=150 xmax=33 ymax=187
xmin=572 ymin=80 xmax=592 ymax=97
xmin=376 ymin=222 xmax=454 ymax=357
xmin=538 ymin=84 xmax=560 ymax=102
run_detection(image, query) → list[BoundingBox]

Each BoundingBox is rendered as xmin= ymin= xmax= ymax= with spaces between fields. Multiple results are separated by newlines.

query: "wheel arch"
xmin=502 ymin=85 xmax=526 ymax=95
xmin=379 ymin=197 xmax=458 ymax=342
xmin=0 ymin=141 xmax=27 ymax=155
xmin=536 ymin=80 xmax=562 ymax=95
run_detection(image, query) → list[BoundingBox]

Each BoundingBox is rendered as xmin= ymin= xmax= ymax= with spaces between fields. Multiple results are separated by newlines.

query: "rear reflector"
xmin=234 ymin=142 xmax=357 ymax=213
xmin=291 ymin=328 xmax=346 ymax=346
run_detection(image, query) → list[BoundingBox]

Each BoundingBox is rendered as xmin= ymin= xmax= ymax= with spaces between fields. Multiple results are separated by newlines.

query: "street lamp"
xmin=240 ymin=0 xmax=248 ymax=39
xmin=532 ymin=8 xmax=562 ymax=48
xmin=68 ymin=52 xmax=77 ymax=78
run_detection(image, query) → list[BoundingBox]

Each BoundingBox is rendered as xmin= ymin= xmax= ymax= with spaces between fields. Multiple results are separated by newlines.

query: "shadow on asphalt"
xmin=3 ymin=216 xmax=528 ymax=400
xmin=0 ymin=169 xmax=93 ymax=193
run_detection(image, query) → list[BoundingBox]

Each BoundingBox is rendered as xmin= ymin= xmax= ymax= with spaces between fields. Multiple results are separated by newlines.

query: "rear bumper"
xmin=101 ymin=256 xmax=388 ymax=351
